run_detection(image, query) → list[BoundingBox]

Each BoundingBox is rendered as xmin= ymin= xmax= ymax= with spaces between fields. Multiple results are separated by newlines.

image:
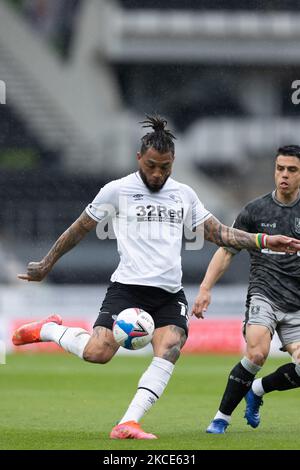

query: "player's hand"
xmin=266 ymin=235 xmax=300 ymax=253
xmin=191 ymin=285 xmax=211 ymax=319
xmin=17 ymin=260 xmax=50 ymax=282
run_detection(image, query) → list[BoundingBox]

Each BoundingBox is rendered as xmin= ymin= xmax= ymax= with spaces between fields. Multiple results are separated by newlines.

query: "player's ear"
xmin=137 ymin=152 xmax=142 ymax=161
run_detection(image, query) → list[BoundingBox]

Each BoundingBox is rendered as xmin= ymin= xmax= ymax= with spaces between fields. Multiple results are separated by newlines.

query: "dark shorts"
xmin=94 ymin=282 xmax=189 ymax=336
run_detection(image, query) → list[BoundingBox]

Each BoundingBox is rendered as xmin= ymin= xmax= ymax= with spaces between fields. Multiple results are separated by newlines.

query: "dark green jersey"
xmin=232 ymin=191 xmax=300 ymax=312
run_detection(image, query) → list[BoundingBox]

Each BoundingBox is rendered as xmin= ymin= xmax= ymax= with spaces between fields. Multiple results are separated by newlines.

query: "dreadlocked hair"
xmin=140 ymin=115 xmax=176 ymax=156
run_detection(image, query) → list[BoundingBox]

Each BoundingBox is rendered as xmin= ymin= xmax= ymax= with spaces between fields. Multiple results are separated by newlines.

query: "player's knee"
xmin=162 ymin=341 xmax=182 ymax=364
xmin=82 ymin=344 xmax=112 ymax=364
xmin=292 ymin=345 xmax=300 ymax=365
xmin=247 ymin=350 xmax=266 ymax=366
xmin=153 ymin=327 xmax=186 ymax=363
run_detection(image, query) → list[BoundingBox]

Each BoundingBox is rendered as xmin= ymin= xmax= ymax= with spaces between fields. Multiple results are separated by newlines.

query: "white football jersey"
xmin=86 ymin=172 xmax=211 ymax=292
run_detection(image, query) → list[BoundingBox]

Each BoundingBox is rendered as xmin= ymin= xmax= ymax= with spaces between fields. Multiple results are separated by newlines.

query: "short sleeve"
xmin=183 ymin=186 xmax=211 ymax=231
xmin=232 ymin=205 xmax=253 ymax=232
xmin=85 ymin=181 xmax=119 ymax=222
xmin=225 ymin=205 xmax=253 ymax=254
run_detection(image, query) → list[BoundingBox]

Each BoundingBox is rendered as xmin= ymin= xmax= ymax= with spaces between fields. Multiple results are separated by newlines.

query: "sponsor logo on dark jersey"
xmin=261 ymin=222 xmax=277 ymax=228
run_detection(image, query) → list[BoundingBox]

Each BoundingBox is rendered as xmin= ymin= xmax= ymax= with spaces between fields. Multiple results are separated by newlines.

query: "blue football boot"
xmin=244 ymin=389 xmax=263 ymax=428
xmin=206 ymin=419 xmax=229 ymax=434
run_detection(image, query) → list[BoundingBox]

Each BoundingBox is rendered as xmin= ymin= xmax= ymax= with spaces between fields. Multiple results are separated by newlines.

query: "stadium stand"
xmin=1 ymin=0 xmax=300 ymax=284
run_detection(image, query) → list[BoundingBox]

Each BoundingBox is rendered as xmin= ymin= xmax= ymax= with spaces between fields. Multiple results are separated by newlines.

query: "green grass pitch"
xmin=0 ymin=353 xmax=298 ymax=450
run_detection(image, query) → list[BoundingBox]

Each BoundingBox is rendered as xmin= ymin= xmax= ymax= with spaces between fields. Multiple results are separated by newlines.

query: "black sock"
xmin=262 ymin=363 xmax=300 ymax=392
xmin=219 ymin=362 xmax=254 ymax=415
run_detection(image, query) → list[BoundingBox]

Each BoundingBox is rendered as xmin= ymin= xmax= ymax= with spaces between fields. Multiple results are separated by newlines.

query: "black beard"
xmin=139 ymin=169 xmax=169 ymax=192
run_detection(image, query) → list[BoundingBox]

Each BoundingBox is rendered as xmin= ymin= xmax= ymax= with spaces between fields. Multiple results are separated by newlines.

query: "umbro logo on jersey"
xmin=133 ymin=193 xmax=144 ymax=200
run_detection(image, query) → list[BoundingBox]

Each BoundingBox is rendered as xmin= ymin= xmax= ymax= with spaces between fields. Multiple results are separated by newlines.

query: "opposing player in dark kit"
xmin=192 ymin=146 xmax=300 ymax=433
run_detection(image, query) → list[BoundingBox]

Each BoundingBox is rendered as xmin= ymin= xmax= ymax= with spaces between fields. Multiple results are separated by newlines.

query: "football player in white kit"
xmin=13 ymin=116 xmax=300 ymax=439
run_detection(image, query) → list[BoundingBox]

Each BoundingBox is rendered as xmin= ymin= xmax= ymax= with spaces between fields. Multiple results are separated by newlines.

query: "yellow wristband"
xmin=255 ymin=233 xmax=261 ymax=249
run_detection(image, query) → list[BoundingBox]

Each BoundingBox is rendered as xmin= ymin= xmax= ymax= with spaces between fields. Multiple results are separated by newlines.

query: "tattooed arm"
xmin=201 ymin=215 xmax=300 ymax=252
xmin=203 ymin=215 xmax=256 ymax=250
xmin=191 ymin=216 xmax=300 ymax=318
xmin=18 ymin=211 xmax=97 ymax=282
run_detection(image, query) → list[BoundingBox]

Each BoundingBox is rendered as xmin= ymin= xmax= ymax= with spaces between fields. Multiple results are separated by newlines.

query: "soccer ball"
xmin=113 ymin=308 xmax=155 ymax=350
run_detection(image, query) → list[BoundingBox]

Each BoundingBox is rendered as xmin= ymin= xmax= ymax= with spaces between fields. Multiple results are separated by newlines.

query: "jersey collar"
xmin=272 ymin=189 xmax=300 ymax=207
xmin=135 ymin=171 xmax=172 ymax=191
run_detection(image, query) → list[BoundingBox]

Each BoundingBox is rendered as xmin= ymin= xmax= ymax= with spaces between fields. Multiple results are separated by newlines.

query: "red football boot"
xmin=110 ymin=421 xmax=157 ymax=439
xmin=12 ymin=314 xmax=62 ymax=346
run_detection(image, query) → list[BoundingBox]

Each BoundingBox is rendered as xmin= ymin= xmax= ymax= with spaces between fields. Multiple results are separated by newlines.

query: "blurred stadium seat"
xmin=1 ymin=0 xmax=300 ymax=285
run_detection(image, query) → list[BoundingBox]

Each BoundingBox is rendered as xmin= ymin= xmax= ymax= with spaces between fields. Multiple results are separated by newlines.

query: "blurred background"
xmin=1 ymin=0 xmax=299 ymax=355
